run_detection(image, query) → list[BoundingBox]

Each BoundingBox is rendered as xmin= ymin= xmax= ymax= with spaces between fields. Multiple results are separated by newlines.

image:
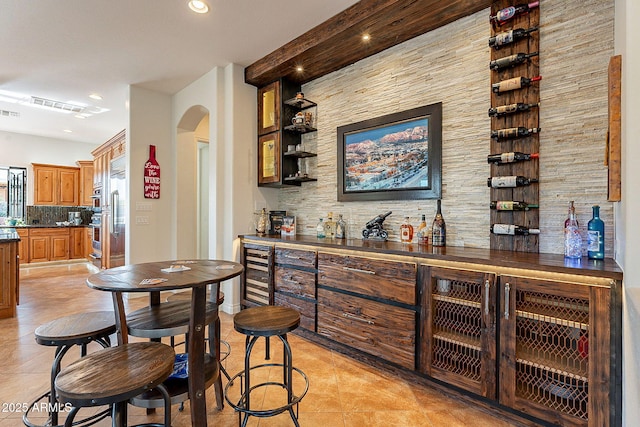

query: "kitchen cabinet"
xmin=70 ymin=227 xmax=85 ymax=259
xmin=0 ymin=240 xmax=18 ymax=318
xmin=29 ymin=228 xmax=70 ymax=262
xmin=274 ymin=247 xmax=317 ymax=331
xmin=420 ymin=266 xmax=497 ymax=398
xmin=76 ymin=160 xmax=94 ymax=206
xmin=239 ymin=235 xmax=622 ymax=426
xmin=32 ymin=164 xmax=79 ymax=206
xmin=256 ymin=79 xmax=317 ymax=187
xmin=84 ymin=227 xmax=92 ymax=260
xmin=16 ymin=228 xmax=28 ymax=264
xmin=317 ymin=252 xmax=417 ymax=370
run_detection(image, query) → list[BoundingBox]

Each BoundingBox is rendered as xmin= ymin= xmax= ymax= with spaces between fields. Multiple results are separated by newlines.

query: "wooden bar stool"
xmin=225 ymin=306 xmax=309 ymax=427
xmin=55 ymin=342 xmax=175 ymax=427
xmin=24 ymin=311 xmax=116 ymax=427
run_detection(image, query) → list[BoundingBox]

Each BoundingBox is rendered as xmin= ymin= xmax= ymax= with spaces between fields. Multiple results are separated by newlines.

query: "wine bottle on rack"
xmin=490 ymin=52 xmax=539 ymax=71
xmin=488 ymin=176 xmax=538 ymax=188
xmin=489 ymin=26 xmax=539 ymax=49
xmin=491 ymin=127 xmax=541 ymax=140
xmin=490 ymin=2 xmax=540 ymax=26
xmin=492 ymin=76 xmax=542 ymax=94
xmin=488 ymin=152 xmax=539 ymax=164
xmin=490 ymin=201 xmax=539 ymax=211
xmin=431 ymin=199 xmax=446 ymax=247
xmin=488 ymin=102 xmax=539 ymax=117
xmin=491 ymin=224 xmax=540 ymax=235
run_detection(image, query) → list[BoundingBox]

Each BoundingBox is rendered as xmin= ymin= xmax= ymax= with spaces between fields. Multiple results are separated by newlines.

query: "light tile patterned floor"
xmin=0 ymin=263 xmax=519 ymax=426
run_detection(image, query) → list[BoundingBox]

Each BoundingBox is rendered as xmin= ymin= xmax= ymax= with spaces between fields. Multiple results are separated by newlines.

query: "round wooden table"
xmin=86 ymin=259 xmax=243 ymax=427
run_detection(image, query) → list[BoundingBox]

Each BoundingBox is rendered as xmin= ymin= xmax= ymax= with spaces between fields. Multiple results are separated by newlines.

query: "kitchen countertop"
xmin=0 ymin=228 xmax=20 ymax=242
xmin=0 ymin=224 xmax=89 ymax=229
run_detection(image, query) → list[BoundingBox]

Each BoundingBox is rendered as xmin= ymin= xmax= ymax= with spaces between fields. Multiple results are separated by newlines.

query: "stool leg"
xmin=156 ymin=383 xmax=172 ymax=427
xmin=64 ymin=407 xmax=80 ymax=427
xmin=112 ymin=401 xmax=127 ymax=427
xmin=241 ymin=336 xmax=260 ymax=427
xmin=280 ymin=334 xmax=301 ymax=427
xmin=51 ymin=345 xmax=71 ymax=426
xmin=265 ymin=336 xmax=270 ymax=360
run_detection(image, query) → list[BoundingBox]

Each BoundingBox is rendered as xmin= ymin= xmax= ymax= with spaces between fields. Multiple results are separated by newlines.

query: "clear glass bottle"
xmin=316 ymin=218 xmax=325 ymax=238
xmin=400 ymin=217 xmax=414 ymax=243
xmin=431 ymin=200 xmax=446 ymax=246
xmin=587 ymin=205 xmax=605 ymax=259
xmin=564 ymin=208 xmax=582 ymax=259
xmin=324 ymin=212 xmax=336 ymax=238
xmin=416 ymin=214 xmax=428 ymax=245
xmin=335 ymin=214 xmax=347 ymax=239
xmin=256 ymin=208 xmax=268 ymax=235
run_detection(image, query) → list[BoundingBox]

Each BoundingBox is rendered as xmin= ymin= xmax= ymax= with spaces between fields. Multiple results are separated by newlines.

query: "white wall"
xmin=127 ymin=86 xmax=174 ymax=264
xmin=616 ymin=0 xmax=640 ymax=424
xmin=0 ymin=130 xmax=95 ymax=205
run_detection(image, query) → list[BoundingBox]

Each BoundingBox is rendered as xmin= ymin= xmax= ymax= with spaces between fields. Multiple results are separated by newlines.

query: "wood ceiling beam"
xmin=245 ymin=0 xmax=492 ymax=88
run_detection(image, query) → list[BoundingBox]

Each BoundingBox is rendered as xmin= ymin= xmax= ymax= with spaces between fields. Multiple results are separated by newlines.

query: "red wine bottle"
xmin=490 ymin=52 xmax=539 ymax=71
xmin=490 ymin=201 xmax=539 ymax=211
xmin=490 ymin=2 xmax=540 ymax=26
xmin=488 ymin=102 xmax=539 ymax=117
xmin=491 ymin=224 xmax=540 ymax=235
xmin=488 ymin=176 xmax=538 ymax=188
xmin=489 ymin=26 xmax=539 ymax=49
xmin=488 ymin=152 xmax=539 ymax=164
xmin=492 ymin=76 xmax=542 ymax=94
xmin=491 ymin=127 xmax=541 ymax=140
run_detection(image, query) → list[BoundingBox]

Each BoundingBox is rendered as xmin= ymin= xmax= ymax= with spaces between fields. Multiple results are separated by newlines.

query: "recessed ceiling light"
xmin=63 ymin=129 xmax=73 ymax=133
xmin=296 ymin=66 xmax=304 ymax=73
xmin=74 ymin=114 xmax=86 ymax=119
xmin=89 ymin=94 xmax=102 ymax=100
xmin=188 ymin=0 xmax=209 ymax=14
xmin=362 ymin=34 xmax=371 ymax=42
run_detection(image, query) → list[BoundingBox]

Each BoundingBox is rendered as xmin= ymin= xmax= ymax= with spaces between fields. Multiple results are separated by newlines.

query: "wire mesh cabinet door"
xmin=419 ymin=265 xmax=497 ymax=399
xmin=498 ymin=275 xmax=612 ymax=427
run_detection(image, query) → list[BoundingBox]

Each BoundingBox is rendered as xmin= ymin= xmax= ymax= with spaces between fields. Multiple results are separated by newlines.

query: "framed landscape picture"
xmin=337 ymin=103 xmax=442 ymax=201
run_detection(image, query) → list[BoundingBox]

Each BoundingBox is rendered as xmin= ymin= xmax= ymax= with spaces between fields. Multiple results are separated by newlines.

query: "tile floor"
xmin=0 ymin=262 xmax=520 ymax=426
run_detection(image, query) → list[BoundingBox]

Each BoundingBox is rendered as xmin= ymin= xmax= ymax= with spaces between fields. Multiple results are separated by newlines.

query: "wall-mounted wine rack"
xmin=489 ymin=0 xmax=540 ymax=252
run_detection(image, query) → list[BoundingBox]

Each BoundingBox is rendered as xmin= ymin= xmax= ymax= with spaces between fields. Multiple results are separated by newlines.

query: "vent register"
xmin=30 ymin=96 xmax=84 ymax=113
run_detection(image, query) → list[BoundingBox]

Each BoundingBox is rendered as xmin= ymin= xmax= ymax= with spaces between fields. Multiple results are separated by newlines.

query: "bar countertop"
xmin=240 ymin=234 xmax=624 ymax=281
xmin=0 ymin=228 xmax=20 ymax=243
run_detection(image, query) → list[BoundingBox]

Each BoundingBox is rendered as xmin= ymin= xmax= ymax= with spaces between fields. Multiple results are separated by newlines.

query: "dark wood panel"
xmin=275 ymin=266 xmax=315 ymax=300
xmin=275 ymin=247 xmax=317 ymax=269
xmin=317 ymin=288 xmax=416 ymax=370
xmin=245 ymin=0 xmax=492 ymax=87
xmin=607 ymin=55 xmax=622 ymax=202
xmin=275 ymin=292 xmax=316 ymax=332
xmin=318 ymin=252 xmax=416 ymax=305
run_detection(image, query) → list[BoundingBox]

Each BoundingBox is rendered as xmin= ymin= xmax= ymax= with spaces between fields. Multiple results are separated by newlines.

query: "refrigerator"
xmin=109 ymin=156 xmax=126 ymax=267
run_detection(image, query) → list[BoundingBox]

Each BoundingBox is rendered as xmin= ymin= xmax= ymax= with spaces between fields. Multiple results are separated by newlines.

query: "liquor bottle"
xmin=416 ymin=214 xmax=428 ymax=245
xmin=491 ymin=127 xmax=541 ymax=140
xmin=431 ymin=200 xmax=446 ymax=247
xmin=400 ymin=217 xmax=414 ymax=243
xmin=488 ymin=102 xmax=539 ymax=117
xmin=324 ymin=212 xmax=336 ymax=238
xmin=490 ymin=52 xmax=539 ymax=71
xmin=491 ymin=224 xmax=540 ymax=235
xmin=490 ymin=201 xmax=539 ymax=211
xmin=335 ymin=214 xmax=347 ymax=239
xmin=492 ymin=75 xmax=542 ymax=94
xmin=316 ymin=218 xmax=325 ymax=238
xmin=488 ymin=176 xmax=538 ymax=188
xmin=564 ymin=208 xmax=582 ymax=259
xmin=490 ymin=2 xmax=540 ymax=26
xmin=256 ymin=208 xmax=268 ymax=234
xmin=487 ymin=152 xmax=539 ymax=164
xmin=564 ymin=201 xmax=579 ymax=229
xmin=587 ymin=205 xmax=605 ymax=259
xmin=489 ymin=26 xmax=539 ymax=49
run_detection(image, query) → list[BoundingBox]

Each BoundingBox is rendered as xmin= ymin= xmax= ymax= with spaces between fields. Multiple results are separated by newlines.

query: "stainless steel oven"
xmin=89 ymin=211 xmax=102 ymax=269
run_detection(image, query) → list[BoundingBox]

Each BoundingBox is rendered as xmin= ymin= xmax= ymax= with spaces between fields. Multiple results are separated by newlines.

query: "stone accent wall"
xmin=276 ymin=0 xmax=614 ymax=255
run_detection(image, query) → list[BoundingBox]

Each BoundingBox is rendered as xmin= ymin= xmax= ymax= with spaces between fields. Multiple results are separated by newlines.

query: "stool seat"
xmin=233 ymin=306 xmax=300 ymax=337
xmin=127 ymin=300 xmax=219 ymax=338
xmin=55 ymin=342 xmax=175 ymax=407
xmin=35 ymin=311 xmax=116 ymax=346
xmin=166 ymin=290 xmax=225 ymax=305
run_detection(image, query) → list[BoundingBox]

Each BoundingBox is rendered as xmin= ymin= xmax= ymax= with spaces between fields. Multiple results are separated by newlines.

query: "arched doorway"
xmin=176 ymin=105 xmax=209 ymax=259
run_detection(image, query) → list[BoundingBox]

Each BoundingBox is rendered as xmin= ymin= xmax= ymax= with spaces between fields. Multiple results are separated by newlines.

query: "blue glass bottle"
xmin=587 ymin=205 xmax=605 ymax=259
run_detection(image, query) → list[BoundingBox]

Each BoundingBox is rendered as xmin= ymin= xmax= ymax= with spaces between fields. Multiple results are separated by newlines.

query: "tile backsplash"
xmin=26 ymin=206 xmax=93 ymax=225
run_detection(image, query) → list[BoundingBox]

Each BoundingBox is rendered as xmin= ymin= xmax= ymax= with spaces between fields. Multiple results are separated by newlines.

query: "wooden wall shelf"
xmin=245 ymin=0 xmax=492 ymax=88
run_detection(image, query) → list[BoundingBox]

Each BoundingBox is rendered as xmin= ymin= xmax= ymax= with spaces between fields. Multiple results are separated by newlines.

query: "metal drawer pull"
xmin=342 ymin=312 xmax=375 ymax=325
xmin=285 ymin=255 xmax=302 ymax=259
xmin=343 ymin=267 xmax=376 ymax=275
xmin=504 ymin=282 xmax=510 ymax=320
xmin=484 ymin=280 xmax=490 ymax=315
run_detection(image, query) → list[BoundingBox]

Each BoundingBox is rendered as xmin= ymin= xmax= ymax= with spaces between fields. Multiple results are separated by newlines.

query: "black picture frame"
xmin=337 ymin=102 xmax=442 ymax=202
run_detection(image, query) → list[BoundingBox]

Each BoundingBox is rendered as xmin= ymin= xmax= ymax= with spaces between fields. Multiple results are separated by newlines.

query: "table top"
xmin=86 ymin=259 xmax=244 ymax=293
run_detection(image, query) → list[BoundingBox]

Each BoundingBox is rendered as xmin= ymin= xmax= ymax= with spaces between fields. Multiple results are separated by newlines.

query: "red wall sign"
xmin=144 ymin=145 xmax=160 ymax=199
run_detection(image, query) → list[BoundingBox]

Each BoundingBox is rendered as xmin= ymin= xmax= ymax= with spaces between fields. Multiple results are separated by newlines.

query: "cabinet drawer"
xmin=275 ymin=292 xmax=315 ymax=331
xmin=275 ymin=247 xmax=316 ymax=269
xmin=275 ymin=266 xmax=315 ymax=300
xmin=318 ymin=252 xmax=416 ymax=305
xmin=30 ymin=228 xmax=69 ymax=236
xmin=317 ymin=288 xmax=416 ymax=370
